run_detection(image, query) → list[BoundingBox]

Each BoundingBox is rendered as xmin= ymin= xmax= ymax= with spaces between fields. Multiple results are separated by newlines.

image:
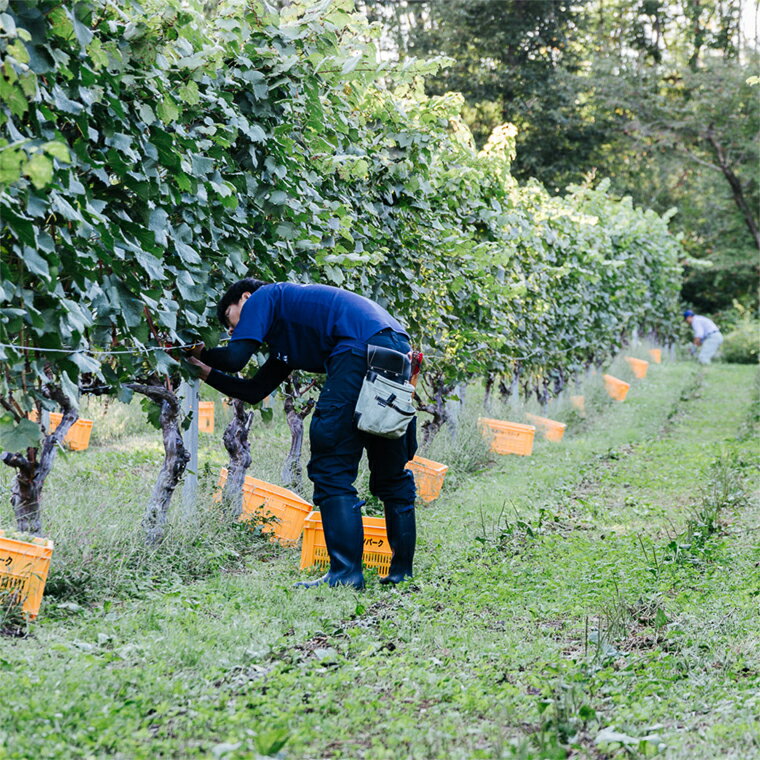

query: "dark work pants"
xmin=307 ymin=330 xmax=418 ymax=513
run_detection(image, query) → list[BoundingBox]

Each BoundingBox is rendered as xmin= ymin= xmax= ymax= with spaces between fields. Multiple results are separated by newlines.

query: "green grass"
xmin=0 ymin=359 xmax=758 ymax=759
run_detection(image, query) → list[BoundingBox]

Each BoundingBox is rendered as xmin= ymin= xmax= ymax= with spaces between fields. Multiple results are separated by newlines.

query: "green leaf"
xmin=49 ymin=7 xmax=74 ymax=39
xmin=0 ymin=416 xmax=41 ymax=452
xmin=178 ymin=81 xmax=200 ymax=105
xmin=0 ymin=146 xmax=24 ymax=184
xmin=135 ymin=249 xmax=166 ymax=281
xmin=19 ymin=72 xmax=37 ymax=98
xmin=148 ymin=208 xmax=169 ymax=246
xmin=0 ymin=78 xmax=28 ymax=117
xmin=0 ymin=12 xmax=16 ymax=35
xmin=156 ymin=97 xmax=180 ymax=124
xmin=342 ymin=54 xmax=361 ymax=75
xmin=70 ymin=9 xmax=94 ymax=48
xmin=7 ymin=39 xmax=30 ymax=64
xmin=59 ymin=371 xmax=81 ymax=410
xmin=140 ymin=396 xmax=162 ymax=430
xmin=2 ymin=207 xmax=37 ymax=246
xmin=137 ymin=102 xmax=156 ymax=124
xmin=117 ymin=385 xmax=134 ymax=404
xmin=20 ymin=245 xmax=50 ymax=280
xmin=43 ymin=141 xmax=70 ymax=162
xmin=24 ymin=153 xmax=53 ymax=190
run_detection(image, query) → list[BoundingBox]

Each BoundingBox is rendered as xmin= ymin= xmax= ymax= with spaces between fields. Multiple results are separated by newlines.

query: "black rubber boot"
xmin=295 ymin=495 xmax=365 ymax=590
xmin=379 ymin=506 xmax=416 ymax=584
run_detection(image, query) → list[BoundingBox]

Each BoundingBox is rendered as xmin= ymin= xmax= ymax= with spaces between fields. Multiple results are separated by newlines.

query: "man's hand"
xmin=694 ymin=337 xmax=702 ymax=347
xmin=187 ymin=355 xmax=211 ymax=381
xmin=183 ymin=342 xmax=205 ymax=359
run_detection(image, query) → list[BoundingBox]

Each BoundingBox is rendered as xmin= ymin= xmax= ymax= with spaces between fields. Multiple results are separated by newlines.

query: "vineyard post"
xmin=181 ymin=379 xmax=200 ymax=515
xmin=445 ymin=383 xmax=466 ymax=440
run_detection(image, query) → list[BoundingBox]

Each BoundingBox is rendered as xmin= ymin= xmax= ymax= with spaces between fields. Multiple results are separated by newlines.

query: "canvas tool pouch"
xmin=354 ymin=345 xmax=416 ymax=439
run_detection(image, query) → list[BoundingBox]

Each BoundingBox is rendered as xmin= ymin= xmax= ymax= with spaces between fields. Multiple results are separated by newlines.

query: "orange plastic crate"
xmin=648 ymin=348 xmax=662 ymax=364
xmin=198 ymin=401 xmax=215 ymax=433
xmin=603 ymin=374 xmax=630 ymax=401
xmin=625 ymin=357 xmax=649 ymax=379
xmin=216 ymin=468 xmax=312 ymax=546
xmin=406 ymin=456 xmax=449 ymax=503
xmin=570 ymin=395 xmax=585 ymax=414
xmin=48 ymin=412 xmax=93 ymax=451
xmin=525 ymin=413 xmax=567 ymax=442
xmin=299 ymin=512 xmax=392 ymax=575
xmin=478 ymin=417 xmax=535 ymax=456
xmin=0 ymin=531 xmax=54 ymax=619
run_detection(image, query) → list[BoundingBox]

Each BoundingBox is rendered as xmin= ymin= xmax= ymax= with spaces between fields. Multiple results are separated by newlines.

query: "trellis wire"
xmin=0 ymin=341 xmax=201 ymax=356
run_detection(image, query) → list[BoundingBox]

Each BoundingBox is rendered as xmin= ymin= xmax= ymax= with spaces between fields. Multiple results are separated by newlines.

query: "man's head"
xmin=683 ymin=309 xmax=695 ymax=325
xmin=217 ymin=278 xmax=265 ymax=331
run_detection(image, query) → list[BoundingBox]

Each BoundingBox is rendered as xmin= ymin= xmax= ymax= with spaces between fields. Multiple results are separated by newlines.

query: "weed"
xmin=0 ymin=589 xmax=28 ymax=638
xmin=474 ymin=503 xmax=562 ymax=556
xmin=532 ymin=676 xmax=598 ymax=757
xmin=665 ymin=450 xmax=748 ymax=565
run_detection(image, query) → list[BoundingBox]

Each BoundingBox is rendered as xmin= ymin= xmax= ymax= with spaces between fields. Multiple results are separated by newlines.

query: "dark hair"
xmin=217 ymin=277 xmax=266 ymax=327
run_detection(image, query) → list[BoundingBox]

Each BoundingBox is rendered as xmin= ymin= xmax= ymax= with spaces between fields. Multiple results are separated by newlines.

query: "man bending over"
xmin=188 ymin=278 xmax=417 ymax=590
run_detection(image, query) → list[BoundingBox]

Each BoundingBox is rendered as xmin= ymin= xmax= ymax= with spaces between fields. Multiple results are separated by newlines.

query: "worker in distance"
xmin=683 ymin=309 xmax=723 ymax=365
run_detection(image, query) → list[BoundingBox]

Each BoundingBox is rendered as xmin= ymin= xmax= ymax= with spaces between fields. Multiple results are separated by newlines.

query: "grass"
xmin=0 ymin=356 xmax=757 ymax=759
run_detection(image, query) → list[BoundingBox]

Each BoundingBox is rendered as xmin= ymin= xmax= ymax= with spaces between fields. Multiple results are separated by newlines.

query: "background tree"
xmin=359 ymin=0 xmax=759 ymax=316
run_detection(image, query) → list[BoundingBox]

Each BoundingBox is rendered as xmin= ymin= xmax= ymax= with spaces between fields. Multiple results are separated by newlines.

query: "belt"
xmin=703 ymin=330 xmax=720 ymax=339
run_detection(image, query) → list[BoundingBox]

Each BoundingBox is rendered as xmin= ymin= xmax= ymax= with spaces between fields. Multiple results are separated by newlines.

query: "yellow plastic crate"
xmin=603 ymin=374 xmax=630 ymax=401
xmin=198 ymin=401 xmax=215 ymax=434
xmin=570 ymin=395 xmax=585 ymax=414
xmin=525 ymin=413 xmax=567 ymax=442
xmin=625 ymin=357 xmax=649 ymax=379
xmin=299 ymin=512 xmax=392 ymax=575
xmin=648 ymin=348 xmax=662 ymax=364
xmin=216 ymin=468 xmax=312 ymax=546
xmin=406 ymin=456 xmax=449 ymax=503
xmin=0 ymin=531 xmax=54 ymax=619
xmin=48 ymin=412 xmax=93 ymax=451
xmin=478 ymin=417 xmax=535 ymax=456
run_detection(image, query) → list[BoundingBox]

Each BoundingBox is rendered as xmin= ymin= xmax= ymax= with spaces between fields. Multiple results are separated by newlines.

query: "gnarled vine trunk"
xmin=417 ymin=371 xmax=457 ymax=447
xmin=221 ymin=398 xmax=253 ymax=518
xmin=498 ymin=366 xmax=521 ymax=404
xmin=281 ymin=375 xmax=316 ymax=491
xmin=484 ymin=374 xmax=495 ymax=409
xmin=0 ymin=386 xmax=78 ymax=536
xmin=127 ymin=384 xmax=189 ymax=545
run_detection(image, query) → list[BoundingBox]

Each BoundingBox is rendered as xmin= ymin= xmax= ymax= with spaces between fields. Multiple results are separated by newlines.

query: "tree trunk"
xmin=484 ymin=374 xmax=495 ymax=409
xmin=705 ymin=127 xmax=760 ymax=250
xmin=499 ymin=365 xmax=521 ymax=404
xmin=552 ymin=368 xmax=566 ymax=397
xmin=536 ymin=380 xmax=550 ymax=411
xmin=1 ymin=388 xmax=78 ymax=536
xmin=280 ymin=375 xmax=316 ymax=492
xmin=282 ymin=401 xmax=306 ymax=490
xmin=418 ymin=374 xmax=456 ymax=447
xmin=221 ymin=399 xmax=253 ymax=518
xmin=127 ymin=384 xmax=189 ymax=545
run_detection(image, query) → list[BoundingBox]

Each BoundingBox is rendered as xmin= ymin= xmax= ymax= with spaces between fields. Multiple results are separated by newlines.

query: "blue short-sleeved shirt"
xmin=230 ymin=283 xmax=408 ymax=373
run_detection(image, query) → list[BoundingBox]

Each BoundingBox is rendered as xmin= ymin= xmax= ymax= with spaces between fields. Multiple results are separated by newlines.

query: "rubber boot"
xmin=379 ymin=506 xmax=416 ymax=584
xmin=295 ymin=495 xmax=365 ymax=590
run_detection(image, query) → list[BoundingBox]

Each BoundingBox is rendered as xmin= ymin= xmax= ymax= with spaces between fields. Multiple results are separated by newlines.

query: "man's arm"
xmin=199 ymin=339 xmax=260 ymax=373
xmin=201 ymin=355 xmax=291 ymax=405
